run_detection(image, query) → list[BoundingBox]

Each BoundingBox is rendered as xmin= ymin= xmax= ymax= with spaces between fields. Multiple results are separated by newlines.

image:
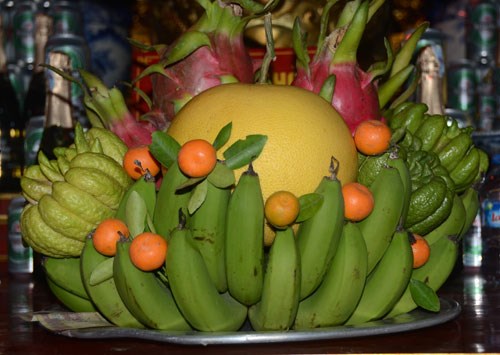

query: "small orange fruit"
xmin=93 ymin=218 xmax=130 ymax=256
xmin=342 ymin=182 xmax=374 ymax=221
xmin=264 ymin=190 xmax=300 ymax=229
xmin=123 ymin=145 xmax=161 ymax=180
xmin=354 ymin=119 xmax=392 ymax=156
xmin=129 ymin=232 xmax=168 ymax=271
xmin=177 ymin=139 xmax=217 ymax=178
xmin=411 ymin=234 xmax=431 ymax=268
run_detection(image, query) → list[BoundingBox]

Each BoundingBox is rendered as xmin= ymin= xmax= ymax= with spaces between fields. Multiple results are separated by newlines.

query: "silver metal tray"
xmin=48 ymin=298 xmax=461 ymax=345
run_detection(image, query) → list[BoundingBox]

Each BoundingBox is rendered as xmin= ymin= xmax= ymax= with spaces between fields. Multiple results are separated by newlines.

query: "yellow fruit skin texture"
xmin=167 ymin=84 xmax=358 ymax=205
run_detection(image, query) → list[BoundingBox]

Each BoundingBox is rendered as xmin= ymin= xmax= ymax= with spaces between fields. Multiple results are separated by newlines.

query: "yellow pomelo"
xmin=167 ymin=83 xmax=358 ymax=244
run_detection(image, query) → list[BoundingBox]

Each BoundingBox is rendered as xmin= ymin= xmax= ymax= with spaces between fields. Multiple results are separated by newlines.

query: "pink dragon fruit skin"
xmin=291 ymin=1 xmax=382 ymax=135
xmin=151 ymin=0 xmax=263 ymax=124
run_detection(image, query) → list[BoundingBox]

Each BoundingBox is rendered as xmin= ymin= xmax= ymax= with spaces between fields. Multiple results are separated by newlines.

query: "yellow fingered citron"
xmin=168 ymin=84 xmax=358 ymax=243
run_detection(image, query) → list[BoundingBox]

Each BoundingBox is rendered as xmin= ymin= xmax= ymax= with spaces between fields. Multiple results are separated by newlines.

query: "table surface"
xmin=1 ymin=260 xmax=500 ymax=354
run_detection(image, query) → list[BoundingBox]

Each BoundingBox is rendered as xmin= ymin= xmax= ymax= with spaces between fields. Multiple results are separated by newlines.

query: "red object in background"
xmin=129 ymin=47 xmax=160 ymax=118
xmin=249 ymin=47 xmax=316 ymax=86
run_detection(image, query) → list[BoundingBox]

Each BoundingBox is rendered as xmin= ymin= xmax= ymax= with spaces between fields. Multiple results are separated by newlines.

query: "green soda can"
xmin=466 ymin=0 xmax=498 ymax=64
xmin=12 ymin=0 xmax=36 ymax=65
xmin=447 ymin=59 xmax=477 ymax=123
xmin=8 ymin=196 xmax=33 ymax=274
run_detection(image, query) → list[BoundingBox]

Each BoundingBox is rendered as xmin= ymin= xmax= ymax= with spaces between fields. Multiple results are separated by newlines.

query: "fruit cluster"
xmin=34 ymin=110 xmax=485 ymax=332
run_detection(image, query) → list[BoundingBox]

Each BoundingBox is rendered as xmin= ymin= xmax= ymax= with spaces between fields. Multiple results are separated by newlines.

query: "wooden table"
xmin=1 ymin=260 xmax=500 ymax=354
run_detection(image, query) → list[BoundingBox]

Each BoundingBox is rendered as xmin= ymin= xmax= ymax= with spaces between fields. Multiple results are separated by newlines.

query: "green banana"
xmin=248 ymin=227 xmax=301 ymax=331
xmin=153 ymin=162 xmax=192 ymax=240
xmin=345 ymin=228 xmax=413 ymax=325
xmin=459 ymin=188 xmax=480 ymax=238
xmin=115 ymin=174 xmax=156 ymax=225
xmin=386 ymin=148 xmax=412 ymax=227
xmin=225 ymin=165 xmax=265 ymax=306
xmin=188 ymin=179 xmax=231 ymax=293
xmin=80 ymin=236 xmax=144 ymax=328
xmin=358 ymin=165 xmax=405 ymax=274
xmin=43 ymin=256 xmax=89 ymax=299
xmin=46 ymin=277 xmax=97 ymax=313
xmin=423 ymin=193 xmax=465 ymax=246
xmin=64 ymin=167 xmax=125 ymax=209
xmin=385 ymin=234 xmax=459 ymax=318
xmin=113 ymin=240 xmax=191 ymax=330
xmin=294 ymin=222 xmax=368 ymax=329
xmin=297 ymin=159 xmax=344 ymax=300
xmin=165 ymin=217 xmax=247 ymax=332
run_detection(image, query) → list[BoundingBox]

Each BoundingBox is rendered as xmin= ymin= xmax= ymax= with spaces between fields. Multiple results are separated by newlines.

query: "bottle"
xmin=415 ymin=44 xmax=446 ymax=116
xmin=0 ymin=13 xmax=23 ymax=193
xmin=23 ymin=13 xmax=52 ymax=167
xmin=480 ymin=153 xmax=500 ymax=277
xmin=45 ymin=1 xmax=90 ymax=128
xmin=38 ymin=51 xmax=75 ymax=161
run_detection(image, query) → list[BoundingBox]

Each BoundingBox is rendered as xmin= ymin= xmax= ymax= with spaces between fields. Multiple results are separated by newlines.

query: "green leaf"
xmin=149 ymin=131 xmax=181 ymax=169
xmin=176 ymin=177 xmax=205 ymax=191
xmin=188 ymin=179 xmax=208 ymax=215
xmin=89 ymin=257 xmax=114 ymax=286
xmin=296 ymin=193 xmax=324 ymax=223
xmin=223 ymin=134 xmax=268 ymax=169
xmin=410 ymin=278 xmax=441 ymax=312
xmin=126 ymin=191 xmax=148 ymax=238
xmin=207 ymin=162 xmax=235 ymax=188
xmin=213 ymin=122 xmax=232 ymax=151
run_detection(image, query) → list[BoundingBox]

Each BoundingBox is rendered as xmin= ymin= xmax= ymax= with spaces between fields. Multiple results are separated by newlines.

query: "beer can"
xmin=478 ymin=93 xmax=497 ymax=131
xmin=463 ymin=211 xmax=483 ymax=268
xmin=7 ymin=195 xmax=33 ymax=274
xmin=447 ymin=59 xmax=477 ymax=122
xmin=24 ymin=114 xmax=45 ymax=167
xmin=12 ymin=0 xmax=37 ymax=66
xmin=466 ymin=0 xmax=498 ymax=64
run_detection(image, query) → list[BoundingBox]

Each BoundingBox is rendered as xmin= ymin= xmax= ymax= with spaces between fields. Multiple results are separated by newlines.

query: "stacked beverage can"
xmin=7 ymin=195 xmax=33 ymax=274
xmin=447 ymin=59 xmax=478 ymax=126
xmin=466 ymin=0 xmax=498 ymax=65
xmin=12 ymin=0 xmax=37 ymax=67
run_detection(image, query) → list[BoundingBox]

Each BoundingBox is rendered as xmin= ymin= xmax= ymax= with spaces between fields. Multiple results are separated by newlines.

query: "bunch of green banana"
xmin=20 ymin=124 xmax=132 ymax=257
xmin=386 ymin=102 xmax=489 ymax=193
xmin=43 ymin=256 xmax=95 ymax=313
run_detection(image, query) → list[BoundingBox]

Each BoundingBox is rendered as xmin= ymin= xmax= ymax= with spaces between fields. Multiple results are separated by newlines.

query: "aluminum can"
xmin=447 ymin=59 xmax=477 ymax=123
xmin=466 ymin=0 xmax=498 ymax=64
xmin=12 ymin=0 xmax=36 ymax=65
xmin=481 ymin=188 xmax=500 ymax=274
xmin=7 ymin=195 xmax=33 ymax=274
xmin=24 ymin=114 xmax=45 ymax=167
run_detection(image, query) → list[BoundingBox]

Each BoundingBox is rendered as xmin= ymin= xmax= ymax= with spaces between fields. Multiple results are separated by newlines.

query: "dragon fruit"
xmin=138 ymin=0 xmax=277 ymax=125
xmin=291 ymin=1 xmax=385 ymax=134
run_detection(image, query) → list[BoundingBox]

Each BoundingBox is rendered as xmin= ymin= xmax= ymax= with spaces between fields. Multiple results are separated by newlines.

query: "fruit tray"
xmin=37 ymin=298 xmax=460 ymax=345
